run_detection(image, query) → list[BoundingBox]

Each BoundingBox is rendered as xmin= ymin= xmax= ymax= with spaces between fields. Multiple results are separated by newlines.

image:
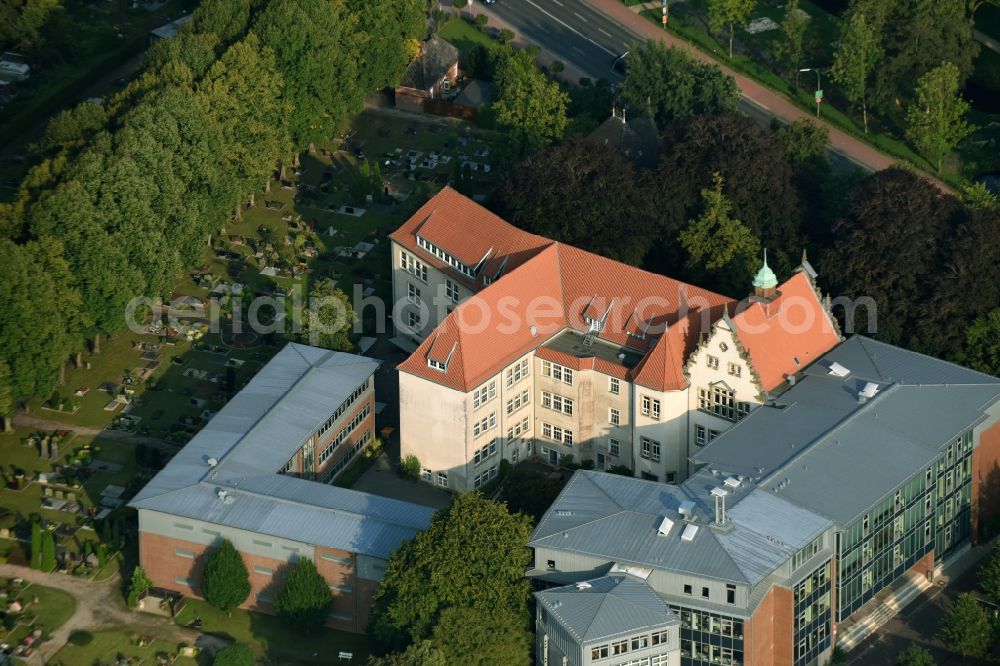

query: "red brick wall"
xmin=315 ymin=395 xmax=375 ymax=480
xmin=973 ymin=419 xmax=1000 ymax=544
xmin=139 ymin=531 xmax=376 ymax=633
xmin=745 ymin=585 xmax=793 ymax=666
xmin=395 ymin=88 xmax=426 ymax=114
xmin=912 ymin=550 xmax=935 ymax=579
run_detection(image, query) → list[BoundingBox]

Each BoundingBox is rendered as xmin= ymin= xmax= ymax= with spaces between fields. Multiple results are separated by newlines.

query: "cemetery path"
xmin=12 ymin=414 xmax=180 ymax=451
xmin=0 ymin=562 xmax=226 ymax=665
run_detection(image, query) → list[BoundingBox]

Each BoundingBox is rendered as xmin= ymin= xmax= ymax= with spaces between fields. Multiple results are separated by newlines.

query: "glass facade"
xmin=670 ymin=605 xmax=744 ymax=666
xmin=836 ymin=430 xmax=973 ymax=622
xmin=793 ymin=560 xmax=832 ymax=666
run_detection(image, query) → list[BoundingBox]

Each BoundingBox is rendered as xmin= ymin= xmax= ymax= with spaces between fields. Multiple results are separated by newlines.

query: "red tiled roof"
xmin=397 ymin=230 xmax=733 ymax=392
xmin=731 ymin=272 xmax=841 ymax=392
xmin=388 ymin=187 xmax=552 ymax=289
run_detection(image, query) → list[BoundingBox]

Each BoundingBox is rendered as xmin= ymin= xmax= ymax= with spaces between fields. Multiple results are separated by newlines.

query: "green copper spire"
xmin=752 ymin=250 xmax=778 ymax=290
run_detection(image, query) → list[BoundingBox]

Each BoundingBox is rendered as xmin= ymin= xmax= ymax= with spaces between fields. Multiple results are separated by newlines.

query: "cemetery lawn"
xmin=50 ymin=628 xmax=201 ymax=666
xmin=175 ymin=599 xmax=371 ymax=664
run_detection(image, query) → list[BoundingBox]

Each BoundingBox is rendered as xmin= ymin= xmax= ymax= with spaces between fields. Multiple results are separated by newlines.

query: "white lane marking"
xmin=573 ymin=46 xmax=586 ymax=55
xmin=524 ymin=0 xmax=617 ymax=57
xmin=552 ymin=0 xmax=563 ymax=5
xmin=598 ymin=27 xmax=612 ymax=38
xmin=574 ymin=11 xmax=587 ymax=21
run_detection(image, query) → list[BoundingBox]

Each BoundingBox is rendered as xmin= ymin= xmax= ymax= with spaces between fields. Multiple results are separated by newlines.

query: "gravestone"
xmin=39 ymin=437 xmax=50 ymax=460
xmin=50 ymin=440 xmax=58 ymax=461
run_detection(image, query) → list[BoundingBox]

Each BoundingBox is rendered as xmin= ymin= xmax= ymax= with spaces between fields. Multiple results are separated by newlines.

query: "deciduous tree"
xmin=831 ymin=11 xmax=882 ymax=135
xmin=369 ymin=493 xmax=532 ymax=650
xmin=298 ymin=278 xmax=356 ymax=351
xmin=905 ymin=62 xmax=974 ymax=171
xmin=621 ymin=40 xmax=738 ymax=126
xmin=961 ymin=309 xmax=1000 ymax=377
xmin=494 ymin=139 xmax=656 ymax=265
xmin=431 ymin=606 xmax=531 ymax=666
xmin=774 ymin=0 xmax=807 ymax=78
xmin=212 ymin=642 xmax=255 ymax=666
xmin=708 ymin=0 xmax=756 ymax=59
xmin=30 ymin=521 xmax=42 ymax=569
xmin=939 ymin=592 xmax=992 ymax=658
xmin=492 ymin=48 xmax=569 ymax=155
xmin=202 ymin=540 xmax=251 ymax=613
xmin=896 ymin=645 xmax=935 ymax=666
xmin=273 ymin=557 xmax=332 ymax=632
xmin=368 ymin=641 xmax=446 ymax=666
xmin=127 ymin=566 xmax=154 ymax=608
xmin=0 ymin=361 xmax=12 ymax=432
xmin=678 ymin=173 xmax=761 ymax=295
xmin=40 ymin=527 xmax=56 ymax=571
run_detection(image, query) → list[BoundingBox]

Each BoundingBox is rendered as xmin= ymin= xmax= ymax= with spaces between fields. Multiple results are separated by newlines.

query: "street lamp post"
xmin=800 ymin=68 xmax=822 ymax=118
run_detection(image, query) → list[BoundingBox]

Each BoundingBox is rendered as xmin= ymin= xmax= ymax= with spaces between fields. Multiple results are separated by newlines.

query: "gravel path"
xmin=12 ymin=414 xmax=180 ymax=450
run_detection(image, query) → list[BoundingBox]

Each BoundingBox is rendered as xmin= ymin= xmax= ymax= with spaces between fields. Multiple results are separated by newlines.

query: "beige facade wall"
xmin=399 ymin=370 xmax=469 ymax=491
xmin=589 ymin=371 xmax=633 ymax=471
xmin=632 ymin=388 xmax=689 ymax=483
xmin=391 ymin=240 xmax=472 ymax=343
xmin=685 ymin=319 xmax=763 ymax=474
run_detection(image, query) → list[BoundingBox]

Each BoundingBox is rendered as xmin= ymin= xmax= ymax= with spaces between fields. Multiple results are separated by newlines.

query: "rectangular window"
xmin=651 ymin=399 xmax=660 ymax=420
xmin=728 ymin=362 xmax=742 ymax=377
xmin=175 ymin=549 xmax=194 ymax=559
xmin=506 ymin=359 xmax=529 ymax=387
xmin=609 ymin=408 xmax=620 ymax=426
xmin=726 ymin=584 xmax=736 ymax=604
xmin=702 ymin=586 xmax=710 ymax=599
xmin=700 ymin=385 xmax=737 ymax=421
xmin=445 ymin=279 xmax=459 ymax=303
xmin=547 ymin=559 xmax=556 ymax=569
xmin=683 ymin=584 xmax=692 ymax=595
xmin=592 ymin=645 xmax=609 ymax=660
xmin=320 ymin=553 xmax=352 ymax=565
xmin=407 ymin=282 xmax=421 ymax=305
xmin=329 ymin=583 xmax=353 ymax=593
xmin=203 ymin=528 xmax=221 ymax=537
xmin=542 ymin=360 xmax=573 ymax=384
xmin=611 ymin=640 xmax=628 ymax=655
xmin=609 ymin=377 xmax=620 ymax=394
xmin=252 ymin=538 xmax=273 ymax=548
xmin=541 ymin=391 xmax=573 ymax=415
xmin=695 ymin=425 xmax=707 ymax=446
xmin=407 ymin=310 xmax=420 ymax=328
xmin=641 ymin=395 xmax=651 ymax=416
xmin=707 ymin=355 xmax=720 ymax=370
xmin=640 ymin=437 xmax=660 ymax=462
xmin=175 ymin=576 xmax=195 ymax=587
xmin=173 ymin=522 xmax=193 ymax=531
xmin=609 ymin=438 xmax=620 ymax=456
xmin=436 ymin=472 xmax=448 ymax=487
xmin=421 ymin=468 xmax=431 ymax=482
xmin=253 ymin=565 xmax=273 ymax=576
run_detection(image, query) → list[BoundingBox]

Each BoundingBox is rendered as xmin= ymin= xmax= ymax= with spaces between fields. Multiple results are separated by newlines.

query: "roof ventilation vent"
xmin=723 ymin=476 xmax=741 ymax=489
xmin=657 ymin=516 xmax=675 ymax=537
xmin=575 ymin=582 xmax=592 ymax=591
xmin=678 ymin=500 xmax=696 ymax=521
xmin=207 ymin=457 xmax=218 ymax=467
xmin=681 ymin=524 xmax=699 ymax=543
xmin=530 ymin=325 xmax=538 ymax=337
xmin=828 ymin=362 xmax=850 ymax=378
xmin=556 ymin=509 xmax=573 ymax=517
xmin=617 ymin=353 xmax=625 ymax=361
xmin=216 ymin=488 xmax=234 ymax=504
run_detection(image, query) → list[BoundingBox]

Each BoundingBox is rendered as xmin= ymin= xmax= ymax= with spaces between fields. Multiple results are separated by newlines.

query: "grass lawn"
xmin=19 ymin=582 xmax=78 ymax=636
xmin=175 ymin=599 xmax=371 ymax=664
xmin=50 ymin=628 xmax=204 ymax=666
xmin=439 ymin=16 xmax=501 ymax=61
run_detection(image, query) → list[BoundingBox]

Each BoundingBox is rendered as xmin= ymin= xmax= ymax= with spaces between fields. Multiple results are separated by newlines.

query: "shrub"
xmin=551 ymin=60 xmax=565 ymax=73
xmin=475 ymin=14 xmax=488 ymax=26
xmin=500 ymin=29 xmax=514 ymax=44
xmin=400 ymin=454 xmax=421 ymax=481
xmin=127 ymin=566 xmax=153 ymax=608
xmin=213 ymin=643 xmax=254 ymax=666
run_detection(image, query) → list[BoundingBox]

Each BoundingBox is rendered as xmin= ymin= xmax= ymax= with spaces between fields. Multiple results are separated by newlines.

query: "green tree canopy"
xmin=40 ymin=527 xmax=56 ymax=571
xmin=298 ymin=278 xmax=356 ymax=351
xmin=202 ymin=539 xmax=251 ymax=613
xmin=939 ymin=592 xmax=992 ymax=658
xmin=430 ymin=606 xmax=531 ymax=666
xmin=369 ymin=493 xmax=533 ymax=650
xmin=774 ymin=0 xmax=807 ymax=77
xmin=905 ymin=61 xmax=975 ymax=171
xmin=367 ymin=641 xmax=446 ymax=666
xmin=707 ymin=0 xmax=756 ymax=58
xmin=212 ymin=642 xmax=255 ymax=666
xmin=0 ymin=360 xmax=12 ymax=431
xmin=30 ymin=521 xmax=42 ymax=570
xmin=831 ymin=11 xmax=882 ymax=134
xmin=492 ymin=48 xmax=569 ymax=155
xmin=621 ymin=40 xmax=739 ymax=126
xmin=193 ymin=0 xmax=260 ymax=45
xmin=961 ymin=309 xmax=1000 ymax=377
xmin=494 ymin=139 xmax=657 ymax=265
xmin=678 ymin=172 xmax=761 ymax=295
xmin=273 ymin=557 xmax=332 ymax=632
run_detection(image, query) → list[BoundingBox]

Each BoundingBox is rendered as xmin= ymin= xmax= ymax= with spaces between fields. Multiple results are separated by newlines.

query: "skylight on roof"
xmin=828 ymin=361 xmax=850 ymax=377
xmin=681 ymin=524 xmax=699 ymax=542
xmin=657 ymin=516 xmax=675 ymax=536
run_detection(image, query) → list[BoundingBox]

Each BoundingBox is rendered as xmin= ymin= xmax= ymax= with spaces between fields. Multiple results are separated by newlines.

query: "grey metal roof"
xmin=399 ymin=35 xmax=458 ymax=91
xmin=530 ymin=470 xmax=829 ymax=586
xmin=130 ymin=344 xmax=435 ymax=559
xmin=694 ymin=336 xmax=1000 ymax=525
xmin=535 ymin=575 xmax=678 ymax=643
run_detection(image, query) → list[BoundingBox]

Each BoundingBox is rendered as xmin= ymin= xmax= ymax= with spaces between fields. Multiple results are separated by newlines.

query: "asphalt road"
xmin=483 ymin=0 xmax=861 ymax=172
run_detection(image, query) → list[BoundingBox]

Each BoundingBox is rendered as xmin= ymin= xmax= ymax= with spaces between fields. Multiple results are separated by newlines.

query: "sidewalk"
xmin=583 ymin=0 xmax=954 ymax=192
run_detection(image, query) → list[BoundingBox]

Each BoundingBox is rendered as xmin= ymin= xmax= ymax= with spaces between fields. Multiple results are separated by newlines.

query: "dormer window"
xmin=427 ymin=358 xmax=447 ymax=372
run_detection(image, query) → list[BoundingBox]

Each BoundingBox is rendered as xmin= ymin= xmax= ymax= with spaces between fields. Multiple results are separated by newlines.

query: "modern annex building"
xmin=530 ymin=336 xmax=1000 ymax=666
xmin=130 ymin=343 xmax=435 ymax=633
xmin=391 ymin=188 xmax=840 ymax=491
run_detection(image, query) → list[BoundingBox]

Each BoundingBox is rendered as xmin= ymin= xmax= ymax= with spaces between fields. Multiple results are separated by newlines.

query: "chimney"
xmin=711 ymin=487 xmax=728 ymax=526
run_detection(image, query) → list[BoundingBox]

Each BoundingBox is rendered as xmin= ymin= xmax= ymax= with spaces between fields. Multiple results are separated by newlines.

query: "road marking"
xmin=574 ymin=11 xmax=587 ymax=21
xmin=524 ymin=0 xmax=617 ymax=57
xmin=598 ymin=27 xmax=612 ymax=38
xmin=551 ymin=0 xmax=563 ymax=5
xmin=573 ymin=46 xmax=586 ymax=55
